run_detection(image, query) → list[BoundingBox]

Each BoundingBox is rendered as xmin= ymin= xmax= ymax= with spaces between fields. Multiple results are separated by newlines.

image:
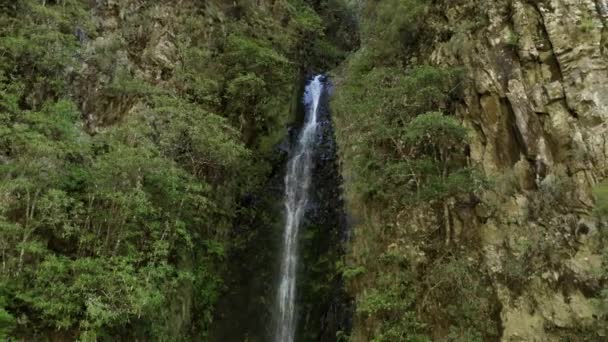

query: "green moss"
xmin=593 ymin=182 xmax=608 ymax=218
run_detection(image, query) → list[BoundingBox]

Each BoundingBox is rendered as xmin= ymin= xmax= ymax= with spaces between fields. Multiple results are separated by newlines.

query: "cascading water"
xmin=210 ymin=74 xmax=351 ymax=341
xmin=275 ymin=75 xmax=324 ymax=342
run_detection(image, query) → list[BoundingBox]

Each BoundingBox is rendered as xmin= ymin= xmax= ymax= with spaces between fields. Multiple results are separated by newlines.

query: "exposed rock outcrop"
xmin=432 ymin=0 xmax=606 ymax=339
xmin=334 ymin=0 xmax=608 ymax=340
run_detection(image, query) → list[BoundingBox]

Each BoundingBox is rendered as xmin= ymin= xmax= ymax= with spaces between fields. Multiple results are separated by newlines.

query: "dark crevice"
xmin=499 ymin=97 xmax=526 ymax=167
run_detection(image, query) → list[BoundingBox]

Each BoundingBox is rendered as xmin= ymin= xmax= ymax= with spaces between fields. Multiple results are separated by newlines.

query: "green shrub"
xmin=332 ymin=63 xmax=471 ymax=209
xmin=420 ymin=255 xmax=500 ymax=341
xmin=0 ymin=296 xmax=15 ymax=340
xmin=579 ymin=17 xmax=596 ymax=33
xmin=506 ymin=30 xmax=519 ymax=47
xmin=356 ymin=264 xmax=429 ymax=342
xmin=593 ymin=182 xmax=608 ymax=218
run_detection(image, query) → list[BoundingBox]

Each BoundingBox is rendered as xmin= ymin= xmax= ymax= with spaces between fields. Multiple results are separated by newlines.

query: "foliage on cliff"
xmin=332 ymin=0 xmax=500 ymax=340
xmin=0 ymin=0 xmax=351 ymax=340
xmin=334 ymin=0 xmax=608 ymax=339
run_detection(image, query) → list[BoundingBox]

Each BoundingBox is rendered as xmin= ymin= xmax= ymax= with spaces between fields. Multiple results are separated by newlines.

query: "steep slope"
xmin=333 ymin=0 xmax=608 ymax=340
xmin=0 ymin=0 xmax=352 ymax=340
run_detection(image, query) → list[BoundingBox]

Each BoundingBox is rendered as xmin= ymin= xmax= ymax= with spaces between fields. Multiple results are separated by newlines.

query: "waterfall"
xmin=275 ymin=75 xmax=324 ymax=342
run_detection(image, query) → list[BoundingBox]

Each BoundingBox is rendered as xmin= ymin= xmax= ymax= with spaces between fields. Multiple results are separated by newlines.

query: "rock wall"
xmin=433 ymin=0 xmax=607 ymax=179
xmin=430 ymin=0 xmax=607 ymax=340
xmin=75 ymin=0 xmax=186 ymax=130
xmin=333 ymin=0 xmax=608 ymax=340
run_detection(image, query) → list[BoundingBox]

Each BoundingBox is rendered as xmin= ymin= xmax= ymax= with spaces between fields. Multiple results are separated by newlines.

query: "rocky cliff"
xmin=434 ymin=1 xmax=607 ymax=340
xmin=431 ymin=0 xmax=608 ymax=341
xmin=332 ymin=0 xmax=608 ymax=340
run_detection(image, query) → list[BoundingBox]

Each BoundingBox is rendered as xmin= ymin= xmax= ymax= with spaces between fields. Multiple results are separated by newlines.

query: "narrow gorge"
xmin=213 ymin=74 xmax=351 ymax=341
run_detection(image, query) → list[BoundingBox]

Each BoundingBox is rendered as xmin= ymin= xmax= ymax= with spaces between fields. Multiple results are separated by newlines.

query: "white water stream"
xmin=275 ymin=75 xmax=324 ymax=342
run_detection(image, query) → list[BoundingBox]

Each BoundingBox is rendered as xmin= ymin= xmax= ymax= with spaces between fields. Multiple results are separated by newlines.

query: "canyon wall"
xmin=333 ymin=0 xmax=608 ymax=340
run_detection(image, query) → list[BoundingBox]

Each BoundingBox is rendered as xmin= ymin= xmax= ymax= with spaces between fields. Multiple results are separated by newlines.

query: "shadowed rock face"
xmin=296 ymin=75 xmax=352 ymax=341
xmin=274 ymin=74 xmax=352 ymax=341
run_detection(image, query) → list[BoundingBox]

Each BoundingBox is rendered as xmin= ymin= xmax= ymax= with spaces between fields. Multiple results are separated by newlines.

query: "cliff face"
xmin=435 ymin=0 xmax=607 ymax=184
xmin=333 ymin=0 xmax=608 ymax=340
xmin=89 ymin=1 xmax=608 ymax=340
xmin=75 ymin=0 xmax=182 ymax=129
xmin=434 ymin=1 xmax=607 ymax=339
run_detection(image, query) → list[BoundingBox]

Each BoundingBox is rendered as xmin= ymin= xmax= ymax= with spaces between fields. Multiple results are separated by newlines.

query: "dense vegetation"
xmin=332 ymin=0 xmax=501 ymax=340
xmin=0 ymin=0 xmax=353 ymax=340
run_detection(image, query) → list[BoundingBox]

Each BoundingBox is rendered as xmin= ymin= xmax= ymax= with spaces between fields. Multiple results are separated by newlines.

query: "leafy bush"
xmin=356 ymin=261 xmax=429 ymax=342
xmin=579 ymin=17 xmax=596 ymax=33
xmin=0 ymin=296 xmax=15 ymax=340
xmin=421 ymin=256 xmax=500 ymax=341
xmin=333 ymin=64 xmax=474 ymax=209
xmin=0 ymin=0 xmax=93 ymax=109
xmin=0 ymin=93 xmax=242 ymax=337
